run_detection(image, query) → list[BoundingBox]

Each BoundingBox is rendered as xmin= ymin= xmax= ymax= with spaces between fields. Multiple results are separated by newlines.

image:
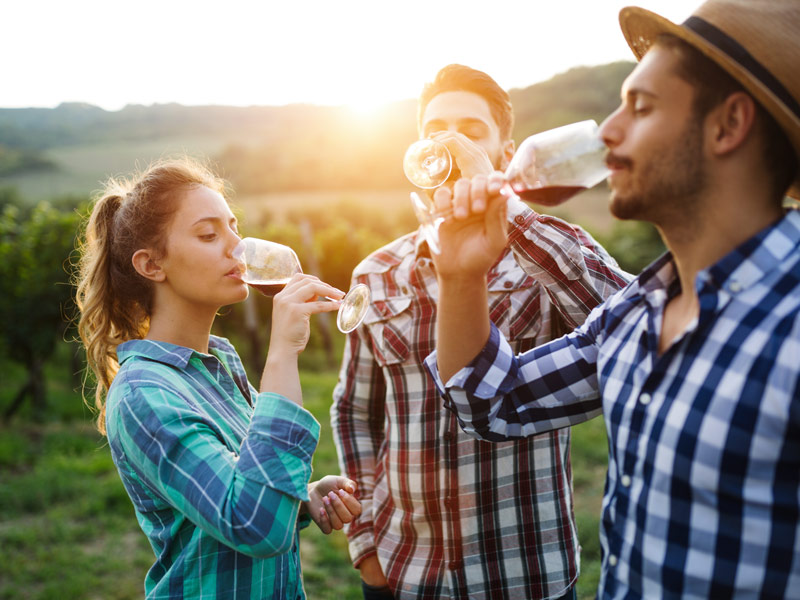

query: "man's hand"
xmin=431 ymin=171 xmax=509 ymax=281
xmin=358 ymin=554 xmax=389 ymax=588
xmin=430 ymin=131 xmax=494 ymax=180
xmin=431 ymin=172 xmax=509 ymax=382
xmin=304 ymin=476 xmax=361 ymax=534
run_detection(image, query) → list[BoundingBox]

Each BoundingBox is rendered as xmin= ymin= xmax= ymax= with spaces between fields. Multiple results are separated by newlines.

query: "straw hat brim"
xmin=619 ymin=6 xmax=800 ymax=200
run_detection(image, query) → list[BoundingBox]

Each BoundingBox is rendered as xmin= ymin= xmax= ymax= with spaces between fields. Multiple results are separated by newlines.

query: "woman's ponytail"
xmin=75 ymin=158 xmax=225 ymax=434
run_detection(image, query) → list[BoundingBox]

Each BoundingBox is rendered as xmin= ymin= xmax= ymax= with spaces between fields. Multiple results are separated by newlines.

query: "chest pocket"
xmin=487 ymin=271 xmax=544 ymax=349
xmin=362 ymin=295 xmax=414 ymax=366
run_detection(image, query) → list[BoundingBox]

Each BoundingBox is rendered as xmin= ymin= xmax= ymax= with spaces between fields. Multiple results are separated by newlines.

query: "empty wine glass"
xmin=234 ymin=237 xmax=370 ymax=334
xmin=406 ymin=119 xmax=610 ymax=254
xmin=403 ymin=138 xmax=452 ymax=189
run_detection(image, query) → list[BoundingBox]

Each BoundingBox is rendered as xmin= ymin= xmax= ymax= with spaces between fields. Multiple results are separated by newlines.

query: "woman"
xmin=76 ymin=158 xmax=360 ymax=598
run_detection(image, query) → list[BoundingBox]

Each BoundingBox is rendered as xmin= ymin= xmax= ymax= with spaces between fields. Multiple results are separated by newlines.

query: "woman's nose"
xmin=231 ymin=238 xmax=246 ymax=261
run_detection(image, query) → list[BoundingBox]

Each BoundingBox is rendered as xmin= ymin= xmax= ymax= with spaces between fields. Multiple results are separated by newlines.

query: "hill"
xmin=0 ymin=61 xmax=635 ymax=200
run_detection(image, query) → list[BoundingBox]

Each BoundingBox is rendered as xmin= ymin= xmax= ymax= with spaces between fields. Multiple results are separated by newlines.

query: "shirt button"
xmin=514 ymin=215 xmax=525 ymax=225
xmin=503 ymin=281 xmax=513 ymax=289
xmin=729 ymin=280 xmax=742 ymax=293
xmin=443 ymin=432 xmax=454 ymax=442
xmin=448 ymin=560 xmax=462 ymax=570
xmin=640 ymin=393 xmax=651 ymax=405
xmin=608 ymin=555 xmax=618 ymax=567
xmin=621 ymin=475 xmax=632 ymax=487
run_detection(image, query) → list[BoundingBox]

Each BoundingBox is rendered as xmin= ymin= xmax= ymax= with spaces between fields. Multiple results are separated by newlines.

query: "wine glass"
xmin=403 ymin=138 xmax=452 ymax=189
xmin=234 ymin=237 xmax=371 ymax=334
xmin=406 ymin=119 xmax=610 ymax=254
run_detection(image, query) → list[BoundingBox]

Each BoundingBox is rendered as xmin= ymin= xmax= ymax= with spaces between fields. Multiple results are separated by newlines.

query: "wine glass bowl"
xmin=234 ymin=237 xmax=370 ymax=333
xmin=505 ymin=119 xmax=610 ymax=206
xmin=238 ymin=238 xmax=301 ymax=288
xmin=406 ymin=120 xmax=611 ymax=253
xmin=403 ymin=139 xmax=452 ymax=189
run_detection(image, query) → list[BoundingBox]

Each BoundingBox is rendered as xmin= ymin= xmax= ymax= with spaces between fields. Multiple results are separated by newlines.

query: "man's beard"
xmin=609 ymin=114 xmax=707 ymax=226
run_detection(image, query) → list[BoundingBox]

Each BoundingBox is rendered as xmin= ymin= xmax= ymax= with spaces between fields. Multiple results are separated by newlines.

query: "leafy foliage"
xmin=0 ymin=200 xmax=83 ymax=418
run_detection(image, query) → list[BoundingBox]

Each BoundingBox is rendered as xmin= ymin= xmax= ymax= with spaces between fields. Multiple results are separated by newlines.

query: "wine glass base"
xmin=337 ymin=283 xmax=371 ymax=333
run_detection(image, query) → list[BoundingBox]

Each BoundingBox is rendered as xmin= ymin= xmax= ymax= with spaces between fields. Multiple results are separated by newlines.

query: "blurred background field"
xmin=0 ymin=346 xmax=610 ymax=600
xmin=0 ymin=60 xmax=668 ymax=599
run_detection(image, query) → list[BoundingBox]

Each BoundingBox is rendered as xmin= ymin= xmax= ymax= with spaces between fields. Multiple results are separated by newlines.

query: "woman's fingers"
xmin=317 ymin=507 xmax=332 ymax=535
xmin=281 ymin=274 xmax=344 ymax=302
xmin=322 ymin=493 xmax=344 ymax=530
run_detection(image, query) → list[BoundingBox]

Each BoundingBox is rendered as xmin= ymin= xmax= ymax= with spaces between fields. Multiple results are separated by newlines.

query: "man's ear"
xmin=132 ymin=249 xmax=166 ymax=282
xmin=708 ymin=91 xmax=756 ymax=156
xmin=500 ymin=139 xmax=516 ymax=171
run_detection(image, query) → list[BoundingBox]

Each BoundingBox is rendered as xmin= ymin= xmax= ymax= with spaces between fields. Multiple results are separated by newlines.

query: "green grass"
xmin=0 ymin=347 xmax=608 ymax=599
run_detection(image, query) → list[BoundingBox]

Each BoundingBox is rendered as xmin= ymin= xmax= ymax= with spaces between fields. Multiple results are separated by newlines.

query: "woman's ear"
xmin=132 ymin=249 xmax=166 ymax=282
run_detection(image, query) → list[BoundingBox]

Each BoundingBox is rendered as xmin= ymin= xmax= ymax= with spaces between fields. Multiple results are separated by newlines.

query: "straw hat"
xmin=619 ymin=0 xmax=800 ymax=199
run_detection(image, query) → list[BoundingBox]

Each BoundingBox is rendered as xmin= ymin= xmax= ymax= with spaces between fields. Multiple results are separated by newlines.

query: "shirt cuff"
xmin=238 ymin=392 xmax=320 ymax=502
xmin=346 ymin=524 xmax=379 ymax=567
xmin=506 ymin=196 xmax=587 ymax=281
xmin=424 ymin=323 xmax=519 ymax=399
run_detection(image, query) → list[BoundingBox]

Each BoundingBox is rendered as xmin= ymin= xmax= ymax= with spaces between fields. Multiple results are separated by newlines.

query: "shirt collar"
xmin=413 ymin=228 xmax=432 ymax=259
xmin=635 ymin=209 xmax=800 ymax=299
xmin=116 ymin=336 xmax=231 ymax=370
xmin=703 ymin=209 xmax=800 ymax=294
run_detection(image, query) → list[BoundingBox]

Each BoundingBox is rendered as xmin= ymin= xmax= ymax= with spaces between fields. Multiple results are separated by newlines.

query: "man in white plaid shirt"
xmin=427 ymin=1 xmax=800 ymax=598
xmin=331 ymin=65 xmax=631 ymax=599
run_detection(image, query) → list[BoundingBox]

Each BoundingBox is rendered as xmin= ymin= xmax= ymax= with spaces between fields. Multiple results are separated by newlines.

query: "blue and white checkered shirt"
xmin=425 ymin=210 xmax=800 ymax=598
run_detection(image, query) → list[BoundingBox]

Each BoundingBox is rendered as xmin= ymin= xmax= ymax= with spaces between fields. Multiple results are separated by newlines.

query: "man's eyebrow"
xmin=422 ymin=117 xmax=490 ymax=132
xmin=456 ymin=117 xmax=489 ymax=126
xmin=623 ymin=87 xmax=659 ymax=101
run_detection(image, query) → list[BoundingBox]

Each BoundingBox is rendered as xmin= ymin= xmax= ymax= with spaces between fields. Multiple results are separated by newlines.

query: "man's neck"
xmin=661 ymin=186 xmax=783 ymax=296
xmin=655 ymin=184 xmax=783 ymax=354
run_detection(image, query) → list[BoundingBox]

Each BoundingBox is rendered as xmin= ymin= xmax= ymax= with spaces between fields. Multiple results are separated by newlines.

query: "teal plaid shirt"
xmin=105 ymin=336 xmax=320 ymax=599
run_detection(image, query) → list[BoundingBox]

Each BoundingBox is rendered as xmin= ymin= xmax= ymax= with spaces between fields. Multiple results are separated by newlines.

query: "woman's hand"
xmin=304 ymin=476 xmax=361 ymax=534
xmin=259 ymin=274 xmax=343 ymax=403
xmin=269 ymin=274 xmax=343 ymax=357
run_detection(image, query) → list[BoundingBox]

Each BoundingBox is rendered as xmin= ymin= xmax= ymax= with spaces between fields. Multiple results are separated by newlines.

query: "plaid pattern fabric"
xmin=106 ymin=336 xmax=320 ymax=599
xmin=426 ymin=210 xmax=800 ymax=598
xmin=332 ymin=199 xmax=631 ymax=599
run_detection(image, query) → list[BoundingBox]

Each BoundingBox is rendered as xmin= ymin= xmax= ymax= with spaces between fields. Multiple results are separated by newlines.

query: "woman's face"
xmin=156 ymin=185 xmax=248 ymax=310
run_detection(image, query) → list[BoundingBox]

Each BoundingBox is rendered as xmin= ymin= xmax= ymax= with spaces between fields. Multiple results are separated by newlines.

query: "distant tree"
xmin=0 ymin=201 xmax=81 ymax=421
xmin=597 ymin=220 xmax=666 ymax=275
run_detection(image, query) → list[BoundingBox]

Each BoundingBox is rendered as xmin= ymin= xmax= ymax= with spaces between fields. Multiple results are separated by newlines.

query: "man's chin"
xmin=609 ymin=192 xmax=643 ymax=221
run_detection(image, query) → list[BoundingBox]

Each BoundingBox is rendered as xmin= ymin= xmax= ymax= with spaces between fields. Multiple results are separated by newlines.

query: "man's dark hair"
xmin=418 ymin=64 xmax=514 ymax=140
xmin=656 ymin=34 xmax=797 ymax=199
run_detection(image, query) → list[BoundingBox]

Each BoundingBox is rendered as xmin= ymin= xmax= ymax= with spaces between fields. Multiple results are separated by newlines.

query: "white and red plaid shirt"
xmin=332 ymin=198 xmax=630 ymax=599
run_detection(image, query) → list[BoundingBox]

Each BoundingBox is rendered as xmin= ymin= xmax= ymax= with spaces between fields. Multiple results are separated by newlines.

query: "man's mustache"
xmin=605 ymin=152 xmax=633 ymax=170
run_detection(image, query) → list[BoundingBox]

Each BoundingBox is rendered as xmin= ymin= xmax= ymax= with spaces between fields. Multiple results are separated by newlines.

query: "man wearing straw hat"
xmin=423 ymin=0 xmax=800 ymax=597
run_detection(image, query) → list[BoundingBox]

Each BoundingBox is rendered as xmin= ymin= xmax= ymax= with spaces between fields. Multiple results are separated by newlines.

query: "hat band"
xmin=683 ymin=15 xmax=800 ymax=120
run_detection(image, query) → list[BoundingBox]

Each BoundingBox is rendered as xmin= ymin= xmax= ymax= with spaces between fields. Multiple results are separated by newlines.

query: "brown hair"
xmin=656 ymin=33 xmax=798 ymax=199
xmin=75 ymin=158 xmax=226 ymax=434
xmin=418 ymin=64 xmax=514 ymax=140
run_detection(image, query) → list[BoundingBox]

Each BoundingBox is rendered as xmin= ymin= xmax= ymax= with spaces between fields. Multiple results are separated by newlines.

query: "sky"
xmin=3 ymin=0 xmax=703 ymax=112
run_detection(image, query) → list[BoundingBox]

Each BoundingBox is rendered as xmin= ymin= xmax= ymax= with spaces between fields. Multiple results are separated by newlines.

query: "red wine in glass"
xmin=514 ymin=185 xmax=588 ymax=207
xmin=234 ymin=238 xmax=371 ymax=333
xmin=249 ymin=280 xmax=288 ymax=297
xmin=406 ymin=120 xmax=609 ymax=254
